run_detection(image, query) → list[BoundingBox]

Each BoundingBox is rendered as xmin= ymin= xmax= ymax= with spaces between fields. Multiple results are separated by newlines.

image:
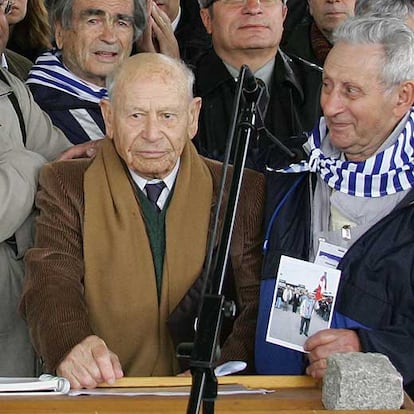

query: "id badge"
xmin=314 ymin=240 xmax=347 ymax=269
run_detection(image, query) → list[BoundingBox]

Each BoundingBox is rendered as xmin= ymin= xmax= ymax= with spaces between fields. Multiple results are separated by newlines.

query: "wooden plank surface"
xmin=0 ymin=376 xmax=411 ymax=414
xmin=101 ymin=375 xmax=319 ymax=389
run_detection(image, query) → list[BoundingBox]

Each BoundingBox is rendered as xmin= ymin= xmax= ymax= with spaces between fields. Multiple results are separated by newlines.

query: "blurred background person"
xmin=284 ymin=0 xmax=356 ymax=66
xmin=6 ymin=0 xmax=52 ymax=62
xmin=135 ymin=0 xmax=211 ymax=65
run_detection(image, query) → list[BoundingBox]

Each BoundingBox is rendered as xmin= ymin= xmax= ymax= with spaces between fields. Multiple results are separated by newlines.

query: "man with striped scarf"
xmin=26 ymin=0 xmax=146 ymax=144
xmin=256 ymin=15 xmax=414 ymax=400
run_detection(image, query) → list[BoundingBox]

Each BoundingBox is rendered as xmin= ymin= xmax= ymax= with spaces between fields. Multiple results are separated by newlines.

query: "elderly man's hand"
xmin=56 ymin=335 xmax=123 ymax=389
xmin=304 ymin=329 xmax=361 ymax=379
xmin=57 ymin=139 xmax=103 ymax=161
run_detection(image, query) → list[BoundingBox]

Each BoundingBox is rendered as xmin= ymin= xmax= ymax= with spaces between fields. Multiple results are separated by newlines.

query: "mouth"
xmin=327 ymin=120 xmax=351 ymax=131
xmin=132 ymin=150 xmax=168 ymax=158
xmin=94 ymin=51 xmax=119 ymax=60
xmin=325 ymin=11 xmax=346 ymax=17
xmin=240 ymin=23 xmax=268 ymax=29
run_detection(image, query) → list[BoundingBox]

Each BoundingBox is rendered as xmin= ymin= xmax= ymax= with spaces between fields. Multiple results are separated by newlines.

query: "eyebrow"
xmin=79 ymin=9 xmax=134 ymax=21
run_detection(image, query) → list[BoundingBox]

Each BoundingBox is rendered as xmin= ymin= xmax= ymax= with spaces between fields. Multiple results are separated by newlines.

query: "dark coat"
xmin=257 ymin=168 xmax=414 ymax=399
xmin=175 ymin=0 xmax=212 ymax=66
xmin=283 ymin=17 xmax=321 ymax=66
xmin=193 ymin=49 xmax=322 ymax=171
xmin=280 ymin=0 xmax=310 ymax=47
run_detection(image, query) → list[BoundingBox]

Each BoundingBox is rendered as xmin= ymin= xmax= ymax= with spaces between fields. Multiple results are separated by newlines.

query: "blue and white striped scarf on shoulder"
xmin=26 ymin=50 xmax=108 ymax=103
xmin=282 ymin=108 xmax=414 ymax=197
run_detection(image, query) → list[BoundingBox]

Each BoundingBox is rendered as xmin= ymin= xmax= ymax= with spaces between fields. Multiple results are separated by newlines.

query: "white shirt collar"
xmin=171 ymin=6 xmax=181 ymax=32
xmin=1 ymin=53 xmax=8 ymax=70
xmin=128 ymin=159 xmax=180 ymax=210
xmin=223 ymin=57 xmax=275 ymax=91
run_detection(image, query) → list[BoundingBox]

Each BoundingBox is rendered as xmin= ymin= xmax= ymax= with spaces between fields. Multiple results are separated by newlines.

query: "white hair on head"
xmin=333 ymin=15 xmax=414 ymax=90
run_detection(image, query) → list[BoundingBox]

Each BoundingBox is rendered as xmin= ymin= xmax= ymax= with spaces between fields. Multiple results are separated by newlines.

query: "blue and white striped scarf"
xmin=26 ymin=50 xmax=108 ymax=104
xmin=282 ymin=108 xmax=414 ymax=197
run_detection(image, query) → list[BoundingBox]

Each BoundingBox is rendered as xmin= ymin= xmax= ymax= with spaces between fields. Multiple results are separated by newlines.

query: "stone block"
xmin=322 ymin=352 xmax=404 ymax=410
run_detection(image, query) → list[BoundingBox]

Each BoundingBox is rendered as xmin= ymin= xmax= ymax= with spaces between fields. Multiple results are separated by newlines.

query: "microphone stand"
xmin=177 ymin=65 xmax=261 ymax=414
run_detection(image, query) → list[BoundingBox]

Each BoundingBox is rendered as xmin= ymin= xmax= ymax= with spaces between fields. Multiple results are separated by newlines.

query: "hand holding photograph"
xmin=266 ymin=255 xmax=341 ymax=352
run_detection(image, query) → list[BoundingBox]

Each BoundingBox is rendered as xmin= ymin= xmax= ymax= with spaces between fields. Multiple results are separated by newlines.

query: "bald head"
xmin=100 ymin=53 xmax=202 ymax=179
xmin=106 ymin=53 xmax=195 ymax=104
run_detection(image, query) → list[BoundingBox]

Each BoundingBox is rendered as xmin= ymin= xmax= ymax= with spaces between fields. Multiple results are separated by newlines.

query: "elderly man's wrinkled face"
xmin=200 ymin=0 xmax=287 ymax=59
xmin=55 ymin=0 xmax=135 ymax=87
xmin=101 ymin=57 xmax=201 ymax=179
xmin=308 ymin=0 xmax=355 ymax=41
xmin=321 ymin=42 xmax=405 ymax=162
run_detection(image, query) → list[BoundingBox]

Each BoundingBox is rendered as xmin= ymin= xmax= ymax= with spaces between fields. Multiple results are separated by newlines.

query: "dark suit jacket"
xmin=175 ymin=0 xmax=212 ymax=66
xmin=283 ymin=17 xmax=327 ymax=67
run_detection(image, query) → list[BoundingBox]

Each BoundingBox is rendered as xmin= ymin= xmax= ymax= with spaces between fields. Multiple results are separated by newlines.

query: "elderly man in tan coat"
xmin=20 ymin=53 xmax=265 ymax=389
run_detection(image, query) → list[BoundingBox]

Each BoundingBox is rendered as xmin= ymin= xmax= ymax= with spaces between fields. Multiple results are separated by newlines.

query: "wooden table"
xmin=0 ymin=376 xmax=412 ymax=414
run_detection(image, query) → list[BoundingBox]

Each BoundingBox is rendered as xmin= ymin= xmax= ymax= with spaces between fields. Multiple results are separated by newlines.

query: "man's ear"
xmin=54 ymin=21 xmax=64 ymax=49
xmin=307 ymin=0 xmax=314 ymax=18
xmin=200 ymin=8 xmax=212 ymax=34
xmin=188 ymin=97 xmax=202 ymax=140
xmin=100 ymin=98 xmax=114 ymax=139
xmin=282 ymin=2 xmax=288 ymax=22
xmin=393 ymin=80 xmax=414 ymax=118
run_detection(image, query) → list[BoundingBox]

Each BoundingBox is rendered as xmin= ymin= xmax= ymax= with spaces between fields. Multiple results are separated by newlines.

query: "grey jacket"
xmin=0 ymin=68 xmax=70 ymax=375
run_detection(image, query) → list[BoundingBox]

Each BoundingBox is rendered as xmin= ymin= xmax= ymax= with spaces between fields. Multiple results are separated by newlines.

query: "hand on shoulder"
xmin=57 ymin=139 xmax=103 ymax=161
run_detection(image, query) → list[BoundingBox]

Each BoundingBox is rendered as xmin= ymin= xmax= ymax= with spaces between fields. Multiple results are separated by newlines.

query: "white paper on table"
xmin=0 ymin=374 xmax=70 ymax=395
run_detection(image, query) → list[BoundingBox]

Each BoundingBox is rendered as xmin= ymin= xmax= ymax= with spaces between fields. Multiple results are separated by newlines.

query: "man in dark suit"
xmin=21 ymin=52 xmax=264 ymax=389
xmin=193 ymin=0 xmax=322 ymax=171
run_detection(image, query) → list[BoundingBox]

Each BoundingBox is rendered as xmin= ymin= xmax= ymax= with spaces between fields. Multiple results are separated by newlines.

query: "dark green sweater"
xmin=136 ymin=187 xmax=172 ymax=301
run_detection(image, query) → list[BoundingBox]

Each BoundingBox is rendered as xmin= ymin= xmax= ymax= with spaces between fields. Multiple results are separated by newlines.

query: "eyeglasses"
xmin=203 ymin=0 xmax=282 ymax=8
xmin=0 ymin=0 xmax=13 ymax=16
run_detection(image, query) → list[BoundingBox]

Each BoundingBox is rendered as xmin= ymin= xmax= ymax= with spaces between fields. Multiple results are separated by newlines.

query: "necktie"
xmin=255 ymin=78 xmax=269 ymax=132
xmin=145 ymin=182 xmax=166 ymax=212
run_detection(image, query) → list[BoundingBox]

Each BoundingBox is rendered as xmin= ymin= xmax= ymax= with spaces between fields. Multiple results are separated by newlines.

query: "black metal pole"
xmin=183 ymin=65 xmax=261 ymax=414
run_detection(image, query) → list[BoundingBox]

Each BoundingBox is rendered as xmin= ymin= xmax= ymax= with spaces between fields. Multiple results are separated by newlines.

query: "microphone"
xmin=240 ymin=65 xmax=300 ymax=163
xmin=242 ymin=65 xmax=263 ymax=102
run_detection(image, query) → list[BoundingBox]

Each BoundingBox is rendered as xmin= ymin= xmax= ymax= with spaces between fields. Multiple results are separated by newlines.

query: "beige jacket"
xmin=0 ymin=68 xmax=70 ymax=376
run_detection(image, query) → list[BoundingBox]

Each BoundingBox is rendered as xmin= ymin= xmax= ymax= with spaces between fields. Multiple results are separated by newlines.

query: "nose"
xmin=142 ymin=114 xmax=162 ymax=142
xmin=321 ymin=88 xmax=345 ymax=117
xmin=100 ymin=18 xmax=118 ymax=43
xmin=242 ymin=0 xmax=263 ymax=14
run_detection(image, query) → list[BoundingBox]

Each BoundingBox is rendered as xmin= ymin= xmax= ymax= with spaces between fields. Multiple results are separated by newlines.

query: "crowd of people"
xmin=0 ymin=0 xmax=414 ymax=400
